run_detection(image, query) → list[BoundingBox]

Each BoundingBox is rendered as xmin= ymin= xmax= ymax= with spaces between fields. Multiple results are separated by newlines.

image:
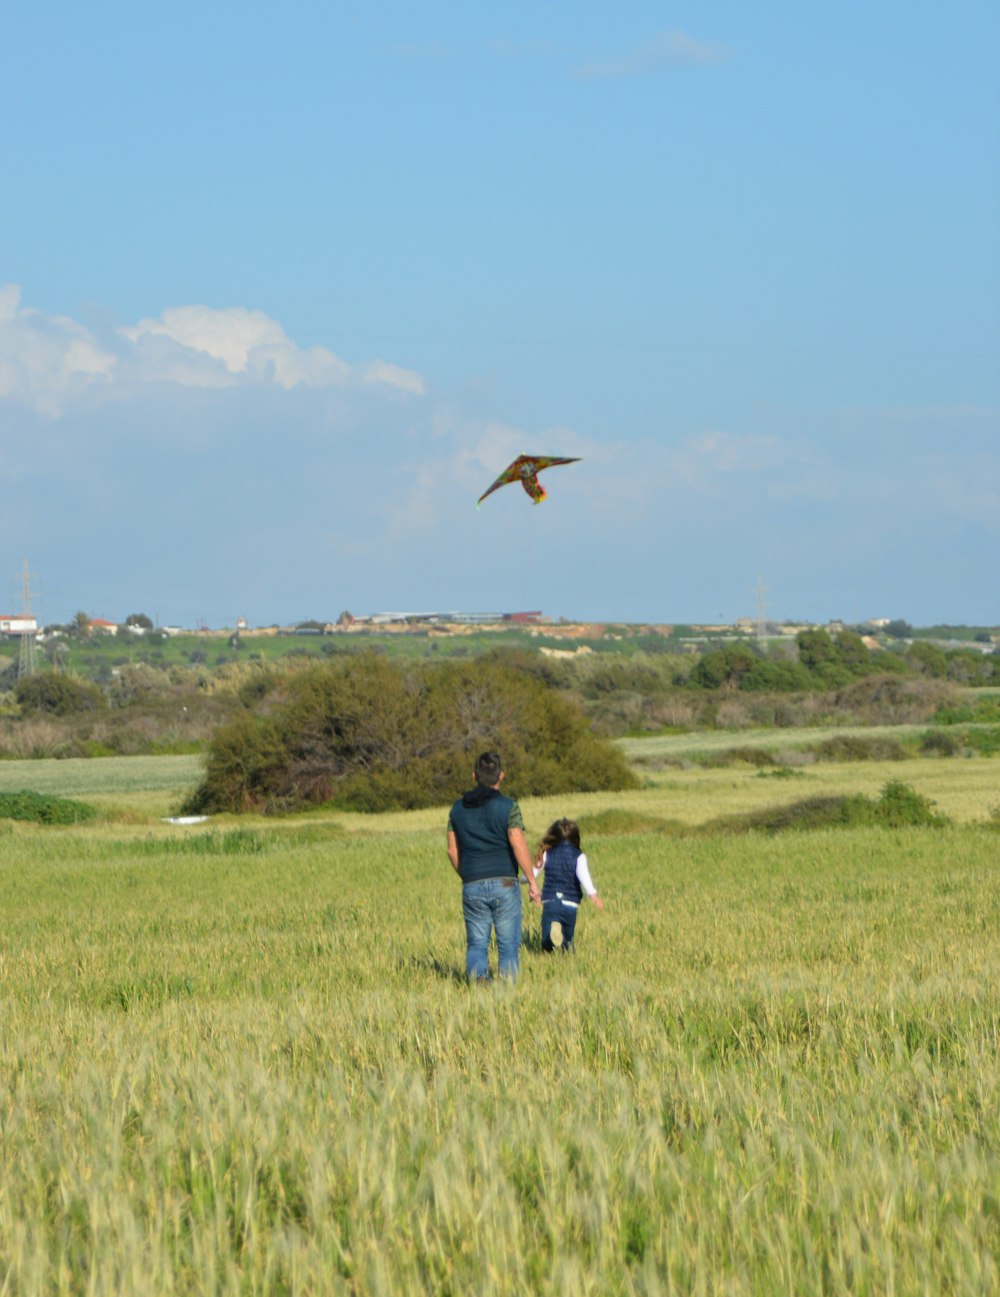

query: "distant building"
xmin=360 ymin=611 xmax=545 ymax=626
xmin=0 ymin=614 xmax=37 ymax=636
xmin=89 ymin=618 xmax=118 ymax=635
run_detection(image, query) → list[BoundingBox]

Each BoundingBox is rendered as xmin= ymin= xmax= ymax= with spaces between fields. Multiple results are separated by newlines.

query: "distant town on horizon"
xmin=1 ymin=609 xmax=997 ymax=652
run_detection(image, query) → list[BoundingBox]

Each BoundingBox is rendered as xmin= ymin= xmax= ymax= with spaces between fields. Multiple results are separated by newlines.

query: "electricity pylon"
xmin=17 ymin=559 xmax=37 ymax=679
xmin=755 ymin=575 xmax=769 ymax=648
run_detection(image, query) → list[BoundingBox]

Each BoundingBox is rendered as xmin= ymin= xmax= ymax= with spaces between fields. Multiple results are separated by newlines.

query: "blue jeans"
xmin=541 ymin=897 xmax=579 ymax=952
xmin=462 ymin=877 xmax=523 ymax=980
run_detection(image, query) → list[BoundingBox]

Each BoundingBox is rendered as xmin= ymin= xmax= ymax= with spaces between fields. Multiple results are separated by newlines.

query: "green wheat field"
xmin=0 ymin=748 xmax=998 ymax=1295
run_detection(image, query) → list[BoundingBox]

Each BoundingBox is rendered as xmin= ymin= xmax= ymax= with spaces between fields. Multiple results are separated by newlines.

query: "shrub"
xmin=740 ymin=659 xmax=816 ymax=692
xmin=15 ymin=673 xmax=105 ymax=716
xmin=933 ymin=698 xmax=1000 ymax=725
xmin=945 ymin=651 xmax=999 ymax=685
xmin=712 ymin=699 xmax=755 ymax=729
xmin=918 ymin=724 xmax=1000 ymax=757
xmin=703 ymin=746 xmax=777 ymax=768
xmin=920 ymin=730 xmax=962 ymax=756
xmin=813 ymin=735 xmax=908 ymax=762
xmin=0 ymin=790 xmax=98 ymax=824
xmin=832 ymin=675 xmax=957 ymax=725
xmin=185 ymin=654 xmax=638 ymax=814
xmin=704 ymin=780 xmax=949 ymax=835
xmin=875 ymin=780 xmax=950 ymax=827
xmin=183 ymin=711 xmax=290 ymax=814
xmin=689 ymin=646 xmax=757 ymax=690
xmin=906 ymin=641 xmax=948 ymax=677
xmin=963 ymin=726 xmax=1000 ymax=756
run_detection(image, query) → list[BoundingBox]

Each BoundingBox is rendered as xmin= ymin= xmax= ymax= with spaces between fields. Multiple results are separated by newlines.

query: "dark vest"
xmin=542 ymin=840 xmax=582 ymax=904
xmin=449 ymin=788 xmax=517 ymax=883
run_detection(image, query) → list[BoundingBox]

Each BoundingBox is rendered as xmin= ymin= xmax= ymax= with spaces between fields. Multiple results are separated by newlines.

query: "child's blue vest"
xmin=542 ymin=840 xmax=583 ymax=904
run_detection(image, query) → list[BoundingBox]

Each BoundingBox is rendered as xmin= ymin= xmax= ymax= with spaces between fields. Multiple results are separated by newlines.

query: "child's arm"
xmin=577 ymin=853 xmax=603 ymax=909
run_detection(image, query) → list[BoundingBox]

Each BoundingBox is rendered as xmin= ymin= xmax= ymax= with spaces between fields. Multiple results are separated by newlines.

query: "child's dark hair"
xmin=540 ymin=818 xmax=581 ymax=852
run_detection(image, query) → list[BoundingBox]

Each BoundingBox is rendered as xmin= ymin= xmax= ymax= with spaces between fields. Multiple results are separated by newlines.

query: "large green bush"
xmin=15 ymin=673 xmax=105 ymax=716
xmin=184 ymin=654 xmax=638 ymax=814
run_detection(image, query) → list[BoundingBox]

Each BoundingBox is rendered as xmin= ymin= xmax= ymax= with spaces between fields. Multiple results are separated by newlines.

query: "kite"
xmin=477 ymin=455 xmax=581 ymax=508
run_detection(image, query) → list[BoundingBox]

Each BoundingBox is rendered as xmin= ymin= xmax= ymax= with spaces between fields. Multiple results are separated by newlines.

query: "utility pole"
xmin=755 ymin=575 xmax=769 ymax=649
xmin=17 ymin=558 xmax=38 ymax=679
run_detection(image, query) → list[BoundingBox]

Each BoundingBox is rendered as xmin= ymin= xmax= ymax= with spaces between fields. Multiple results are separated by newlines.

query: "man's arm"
xmin=508 ymin=828 xmax=541 ymax=905
xmin=447 ymin=829 xmax=461 ymax=875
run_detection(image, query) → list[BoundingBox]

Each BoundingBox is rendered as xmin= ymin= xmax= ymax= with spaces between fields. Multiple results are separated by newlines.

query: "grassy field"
xmin=620 ymin=724 xmax=938 ymax=760
xmin=0 ymin=746 xmax=998 ymax=1294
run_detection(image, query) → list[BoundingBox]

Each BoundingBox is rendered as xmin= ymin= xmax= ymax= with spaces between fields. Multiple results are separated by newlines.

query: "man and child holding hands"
xmin=447 ymin=752 xmax=603 ymax=982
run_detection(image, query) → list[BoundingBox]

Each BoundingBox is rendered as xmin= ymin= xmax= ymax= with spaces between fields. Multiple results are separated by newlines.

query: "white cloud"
xmin=0 ymin=289 xmax=426 ymax=412
xmin=363 ymin=359 xmax=426 ymax=395
xmin=123 ymin=305 xmax=287 ymax=373
xmin=0 ymin=284 xmax=21 ymax=321
xmin=0 ymin=283 xmax=117 ymax=415
xmin=574 ymin=30 xmax=730 ymax=80
xmin=122 ymin=305 xmax=351 ymax=390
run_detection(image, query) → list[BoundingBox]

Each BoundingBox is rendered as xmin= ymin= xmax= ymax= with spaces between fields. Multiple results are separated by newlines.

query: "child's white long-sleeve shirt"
xmin=539 ymin=850 xmax=598 ymax=898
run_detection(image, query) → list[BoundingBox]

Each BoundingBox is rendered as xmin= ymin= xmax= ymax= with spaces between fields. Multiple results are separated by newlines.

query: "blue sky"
xmin=1 ymin=1 xmax=997 ymax=627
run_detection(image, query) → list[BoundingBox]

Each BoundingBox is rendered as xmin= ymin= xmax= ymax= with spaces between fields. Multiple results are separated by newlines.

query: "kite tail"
xmin=521 ymin=475 xmax=547 ymax=504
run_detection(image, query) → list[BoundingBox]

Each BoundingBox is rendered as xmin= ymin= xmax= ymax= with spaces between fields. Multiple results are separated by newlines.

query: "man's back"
xmin=448 ymin=785 xmax=517 ymax=883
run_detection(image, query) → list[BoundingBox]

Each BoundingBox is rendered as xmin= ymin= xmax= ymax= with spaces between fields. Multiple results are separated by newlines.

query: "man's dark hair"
xmin=474 ymin=752 xmax=502 ymax=787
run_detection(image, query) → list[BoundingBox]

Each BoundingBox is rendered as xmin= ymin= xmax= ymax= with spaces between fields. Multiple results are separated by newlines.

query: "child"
xmin=535 ymin=818 xmax=603 ymax=952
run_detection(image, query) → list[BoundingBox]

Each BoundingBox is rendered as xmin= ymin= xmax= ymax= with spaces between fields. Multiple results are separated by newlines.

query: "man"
xmin=447 ymin=752 xmax=541 ymax=981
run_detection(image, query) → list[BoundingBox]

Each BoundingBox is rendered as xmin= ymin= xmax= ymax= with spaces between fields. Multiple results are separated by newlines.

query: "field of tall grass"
xmin=0 ymin=745 xmax=998 ymax=1294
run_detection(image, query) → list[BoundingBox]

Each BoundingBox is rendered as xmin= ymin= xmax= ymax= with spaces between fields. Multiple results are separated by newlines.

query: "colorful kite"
xmin=477 ymin=455 xmax=581 ymax=507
